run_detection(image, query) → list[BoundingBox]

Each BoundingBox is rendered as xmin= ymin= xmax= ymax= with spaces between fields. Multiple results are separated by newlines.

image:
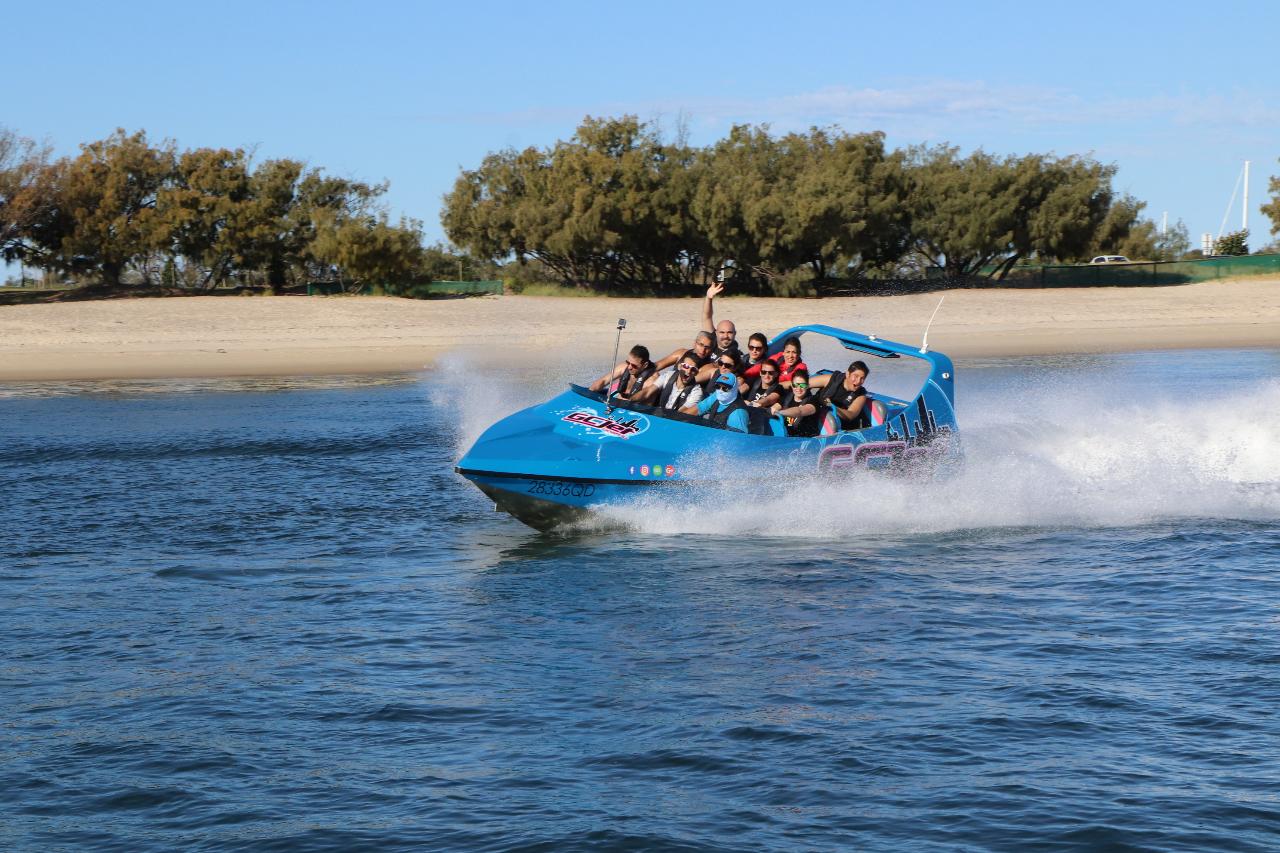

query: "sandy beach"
xmin=1 ymin=279 xmax=1277 ymax=381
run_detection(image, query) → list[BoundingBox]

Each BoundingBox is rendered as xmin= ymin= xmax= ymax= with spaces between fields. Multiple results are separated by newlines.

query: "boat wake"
xmin=434 ymin=353 xmax=1280 ymax=537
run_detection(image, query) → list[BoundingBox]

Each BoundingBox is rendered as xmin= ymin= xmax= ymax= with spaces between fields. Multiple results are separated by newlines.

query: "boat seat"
xmin=867 ymin=397 xmax=887 ymax=427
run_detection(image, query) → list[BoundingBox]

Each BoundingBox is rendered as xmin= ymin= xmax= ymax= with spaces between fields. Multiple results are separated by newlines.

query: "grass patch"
xmin=508 ymin=281 xmax=615 ymax=297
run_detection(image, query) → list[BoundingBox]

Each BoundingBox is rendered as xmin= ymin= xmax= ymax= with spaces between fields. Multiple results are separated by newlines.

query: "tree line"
xmin=4 ymin=120 xmax=1277 ymax=296
xmin=0 ymin=127 xmax=479 ymax=292
xmin=444 ymin=116 xmax=1277 ymax=292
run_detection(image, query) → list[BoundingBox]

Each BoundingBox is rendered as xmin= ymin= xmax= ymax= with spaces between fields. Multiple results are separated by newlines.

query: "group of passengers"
xmin=588 ymin=283 xmax=874 ymax=437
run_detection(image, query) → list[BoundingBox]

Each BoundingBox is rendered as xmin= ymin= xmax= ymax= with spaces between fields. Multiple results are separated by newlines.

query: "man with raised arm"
xmin=701 ymin=282 xmax=740 ymax=357
xmin=695 ymin=282 xmax=741 ymax=386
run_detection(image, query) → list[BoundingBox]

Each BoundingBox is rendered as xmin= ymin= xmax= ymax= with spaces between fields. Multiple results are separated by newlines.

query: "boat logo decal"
xmin=560 ymin=409 xmax=650 ymax=440
xmin=817 ymin=393 xmax=954 ymax=473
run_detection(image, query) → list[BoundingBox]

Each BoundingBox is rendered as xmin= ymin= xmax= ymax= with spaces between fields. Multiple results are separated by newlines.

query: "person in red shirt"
xmin=772 ymin=336 xmax=807 ymax=386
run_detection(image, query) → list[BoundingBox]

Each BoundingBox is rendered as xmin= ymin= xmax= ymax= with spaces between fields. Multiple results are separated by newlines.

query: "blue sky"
xmin=7 ymin=0 xmax=1279 ymax=252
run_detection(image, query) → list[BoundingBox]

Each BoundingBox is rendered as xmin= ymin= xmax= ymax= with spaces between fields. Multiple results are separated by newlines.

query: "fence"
xmin=1000 ymin=253 xmax=1280 ymax=287
xmin=409 ymin=280 xmax=503 ymax=296
xmin=305 ymin=280 xmax=503 ymax=297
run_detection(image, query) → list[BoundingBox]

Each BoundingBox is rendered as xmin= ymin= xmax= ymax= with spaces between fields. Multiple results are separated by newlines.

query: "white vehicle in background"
xmin=1090 ymin=255 xmax=1130 ymax=264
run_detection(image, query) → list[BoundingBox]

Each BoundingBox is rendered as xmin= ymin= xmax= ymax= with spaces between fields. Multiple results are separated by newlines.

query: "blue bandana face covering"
xmin=715 ymin=385 xmax=737 ymax=405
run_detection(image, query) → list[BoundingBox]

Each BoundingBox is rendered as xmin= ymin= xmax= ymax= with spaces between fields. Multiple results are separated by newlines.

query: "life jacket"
xmin=819 ymin=372 xmax=870 ymax=430
xmin=744 ymin=378 xmax=779 ymax=406
xmin=781 ymin=390 xmax=824 ymax=437
xmin=705 ymin=397 xmax=749 ymax=431
xmin=612 ymin=362 xmax=655 ymax=399
xmin=659 ymin=372 xmax=698 ymax=410
xmin=705 ymin=397 xmax=775 ymax=435
xmin=772 ymin=354 xmax=807 ymax=383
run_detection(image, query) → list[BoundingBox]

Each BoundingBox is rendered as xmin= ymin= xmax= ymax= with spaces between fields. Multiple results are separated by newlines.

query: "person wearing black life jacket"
xmin=743 ymin=360 xmax=782 ymax=409
xmin=653 ymin=350 xmax=707 ymax=411
xmin=769 ymin=368 xmax=832 ymax=437
xmin=810 ymin=360 xmax=871 ymax=430
xmin=589 ymin=344 xmax=655 ymax=399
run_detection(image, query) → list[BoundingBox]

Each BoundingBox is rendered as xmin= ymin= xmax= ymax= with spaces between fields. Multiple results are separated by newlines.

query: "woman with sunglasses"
xmin=696 ymin=350 xmax=745 ymax=401
xmin=769 ymin=368 xmax=830 ymax=437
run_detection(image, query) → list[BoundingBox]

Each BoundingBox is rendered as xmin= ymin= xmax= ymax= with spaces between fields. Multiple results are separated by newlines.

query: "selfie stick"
xmin=604 ymin=318 xmax=627 ymax=412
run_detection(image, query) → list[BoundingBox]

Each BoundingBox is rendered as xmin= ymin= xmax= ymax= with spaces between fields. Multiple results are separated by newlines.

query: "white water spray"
xmin=436 ymin=353 xmax=1280 ymax=537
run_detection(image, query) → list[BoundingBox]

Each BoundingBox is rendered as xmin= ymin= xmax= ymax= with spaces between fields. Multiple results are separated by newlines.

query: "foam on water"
xmin=439 ymin=351 xmax=1280 ymax=537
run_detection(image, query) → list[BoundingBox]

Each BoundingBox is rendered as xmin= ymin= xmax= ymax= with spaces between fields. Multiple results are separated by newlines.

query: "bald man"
xmin=697 ymin=282 xmax=741 ymax=385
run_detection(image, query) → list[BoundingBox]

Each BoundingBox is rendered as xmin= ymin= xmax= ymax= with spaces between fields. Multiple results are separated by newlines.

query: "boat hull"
xmin=464 ymin=471 xmax=684 ymax=530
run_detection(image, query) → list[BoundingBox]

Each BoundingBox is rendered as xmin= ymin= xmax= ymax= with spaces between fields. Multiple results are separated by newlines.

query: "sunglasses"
xmin=718 ymin=360 xmax=735 ymax=368
xmin=626 ymin=361 xmax=643 ymax=370
xmin=748 ymin=344 xmax=765 ymax=351
xmin=793 ymin=382 xmax=809 ymax=389
xmin=760 ymin=370 xmax=777 ymax=376
xmin=678 ymin=362 xmax=697 ymax=371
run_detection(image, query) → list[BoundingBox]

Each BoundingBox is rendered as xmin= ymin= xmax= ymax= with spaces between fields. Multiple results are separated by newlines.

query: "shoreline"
xmin=1 ymin=279 xmax=1277 ymax=382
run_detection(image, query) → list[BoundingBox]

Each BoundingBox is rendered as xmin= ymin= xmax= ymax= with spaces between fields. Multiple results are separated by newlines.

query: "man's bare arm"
xmin=589 ymin=362 xmax=627 ymax=392
xmin=701 ymin=282 xmax=724 ymax=333
xmin=653 ymin=346 xmax=685 ymax=372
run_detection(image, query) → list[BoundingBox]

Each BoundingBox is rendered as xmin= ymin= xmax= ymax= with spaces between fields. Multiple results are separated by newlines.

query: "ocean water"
xmin=3 ymin=349 xmax=1280 ymax=851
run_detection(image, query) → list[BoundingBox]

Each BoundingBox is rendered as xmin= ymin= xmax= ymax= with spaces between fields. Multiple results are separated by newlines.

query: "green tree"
xmin=1005 ymin=155 xmax=1115 ymax=272
xmin=157 ymin=146 xmax=254 ymax=288
xmin=1213 ymin=229 xmax=1249 ymax=255
xmin=902 ymin=147 xmax=1117 ymax=277
xmin=690 ymin=125 xmax=784 ymax=280
xmin=692 ymin=126 xmax=907 ymax=282
xmin=1086 ymin=194 xmax=1146 ymax=259
xmin=234 ymin=159 xmax=388 ymax=288
xmin=901 ymin=146 xmax=1021 ymax=277
xmin=240 ymin=158 xmax=306 ymax=287
xmin=310 ymin=213 xmax=424 ymax=292
xmin=418 ymin=243 xmax=497 ymax=282
xmin=444 ymin=115 xmax=701 ymax=290
xmin=0 ymin=127 xmax=54 ymax=264
xmin=1262 ymin=161 xmax=1280 ymax=238
xmin=29 ymin=129 xmax=175 ymax=285
xmin=1153 ymin=219 xmax=1191 ymax=261
xmin=1109 ymin=215 xmax=1196 ymax=262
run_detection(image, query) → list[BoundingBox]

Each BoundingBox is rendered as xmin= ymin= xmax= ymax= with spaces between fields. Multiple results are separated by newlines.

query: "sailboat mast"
xmin=1242 ymin=161 xmax=1250 ymax=232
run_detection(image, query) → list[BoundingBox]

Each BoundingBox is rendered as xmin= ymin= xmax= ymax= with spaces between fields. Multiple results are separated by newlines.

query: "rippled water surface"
xmin=4 ymin=350 xmax=1280 ymax=851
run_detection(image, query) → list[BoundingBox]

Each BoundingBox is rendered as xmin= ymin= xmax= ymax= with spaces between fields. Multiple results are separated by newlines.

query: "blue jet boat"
xmin=456 ymin=324 xmax=959 ymax=530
